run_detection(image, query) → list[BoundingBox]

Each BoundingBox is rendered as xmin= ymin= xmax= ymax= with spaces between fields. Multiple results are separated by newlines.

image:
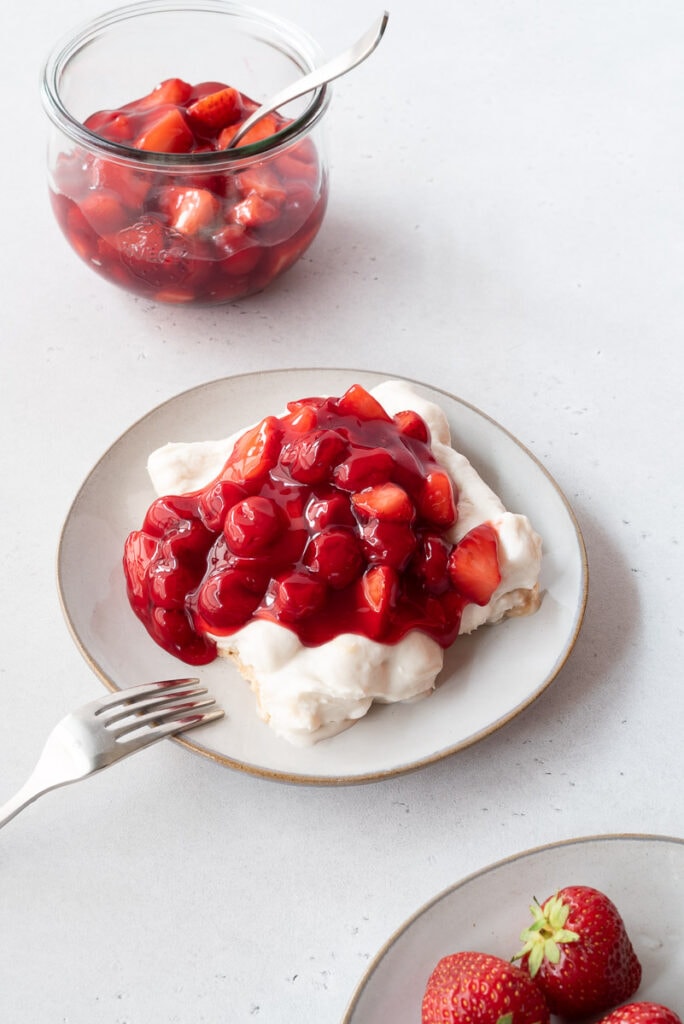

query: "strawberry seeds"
xmin=123 ymin=384 xmax=503 ymax=665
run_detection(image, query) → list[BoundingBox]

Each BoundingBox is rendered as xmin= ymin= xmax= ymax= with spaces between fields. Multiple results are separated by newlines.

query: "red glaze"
xmin=49 ymin=78 xmax=327 ymax=304
xmin=123 ymin=385 xmax=503 ymax=665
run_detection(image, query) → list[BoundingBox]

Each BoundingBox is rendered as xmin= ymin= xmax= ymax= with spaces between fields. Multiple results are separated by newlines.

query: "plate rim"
xmin=56 ymin=367 xmax=589 ymax=785
xmin=341 ymin=831 xmax=684 ymax=1021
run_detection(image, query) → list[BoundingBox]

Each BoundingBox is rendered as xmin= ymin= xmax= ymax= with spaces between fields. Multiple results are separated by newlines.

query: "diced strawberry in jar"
xmin=187 ymin=86 xmax=243 ymax=133
xmin=213 ymin=224 xmax=262 ymax=276
xmin=231 ymin=193 xmax=280 ymax=228
xmin=236 ymin=165 xmax=287 ymax=205
xmin=156 ymin=186 xmax=220 ymax=235
xmin=88 ymin=156 xmax=152 ymax=208
xmin=78 ymin=191 xmax=131 ymax=236
xmin=218 ymin=113 xmax=280 ymax=149
xmin=84 ymin=109 xmax=135 ymax=143
xmin=135 ymin=107 xmax=194 ymax=153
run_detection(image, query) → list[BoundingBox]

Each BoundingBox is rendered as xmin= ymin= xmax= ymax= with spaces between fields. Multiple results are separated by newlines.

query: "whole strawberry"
xmin=422 ymin=950 xmax=550 ymax=1024
xmin=596 ymin=1004 xmax=682 ymax=1024
xmin=513 ymin=885 xmax=641 ymax=1017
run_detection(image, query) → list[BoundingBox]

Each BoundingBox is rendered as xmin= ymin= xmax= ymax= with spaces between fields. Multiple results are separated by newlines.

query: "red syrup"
xmin=123 ymin=385 xmax=502 ymax=664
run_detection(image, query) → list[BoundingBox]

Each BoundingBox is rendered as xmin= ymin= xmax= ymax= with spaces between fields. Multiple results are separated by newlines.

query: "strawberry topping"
xmin=123 ymin=386 xmax=505 ymax=664
xmin=49 ymin=77 xmax=327 ymax=303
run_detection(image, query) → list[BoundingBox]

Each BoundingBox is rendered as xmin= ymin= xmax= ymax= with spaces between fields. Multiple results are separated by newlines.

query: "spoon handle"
xmin=227 ymin=11 xmax=389 ymax=148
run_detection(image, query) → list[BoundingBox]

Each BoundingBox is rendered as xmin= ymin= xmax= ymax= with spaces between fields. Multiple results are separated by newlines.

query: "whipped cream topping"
xmin=147 ymin=381 xmax=542 ymax=745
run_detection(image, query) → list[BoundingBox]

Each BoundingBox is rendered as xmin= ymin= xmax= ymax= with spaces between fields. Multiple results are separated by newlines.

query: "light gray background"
xmin=1 ymin=1 xmax=682 ymax=1021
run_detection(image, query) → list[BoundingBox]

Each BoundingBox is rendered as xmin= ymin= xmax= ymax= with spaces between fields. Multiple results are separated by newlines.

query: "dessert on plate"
xmin=123 ymin=380 xmax=542 ymax=744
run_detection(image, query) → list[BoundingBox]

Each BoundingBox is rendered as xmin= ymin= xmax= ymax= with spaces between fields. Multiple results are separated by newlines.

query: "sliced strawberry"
xmin=332 ymin=448 xmax=394 ymax=491
xmin=281 ymin=403 xmax=319 ymax=433
xmin=111 ymin=216 xmax=208 ymax=290
xmin=129 ymin=78 xmax=193 ymax=111
xmin=274 ymin=152 xmax=319 ymax=186
xmin=135 ymin=107 xmax=194 ymax=153
xmin=335 ymin=384 xmax=393 ymax=423
xmin=78 ymin=191 xmax=131 ymax=235
xmin=218 ymin=113 xmax=279 ymax=149
xmin=142 ymin=495 xmax=197 ymax=537
xmin=223 ymin=416 xmax=281 ymax=484
xmin=410 ymin=533 xmax=450 ymax=594
xmin=360 ymin=521 xmax=417 ymax=570
xmin=447 ymin=523 xmax=501 ymax=605
xmin=195 ymin=569 xmax=264 ymax=631
xmin=157 ymin=186 xmax=220 ymax=235
xmin=58 ymin=200 xmax=100 ymax=262
xmin=149 ymin=607 xmax=215 ymax=664
xmin=196 ymin=478 xmax=246 ymax=531
xmin=304 ymin=529 xmax=364 ymax=589
xmin=224 ymin=496 xmax=283 ymax=555
xmin=286 ymin=396 xmax=327 ymax=414
xmin=231 ymin=193 xmax=280 ymax=228
xmin=266 ymin=571 xmax=327 ymax=622
xmin=84 ymin=109 xmax=135 ymax=144
xmin=358 ymin=565 xmax=399 ymax=639
xmin=162 ymin=520 xmax=214 ymax=563
xmin=417 ymin=470 xmax=457 ymax=528
xmin=213 ymin=224 xmax=262 ymax=276
xmin=187 ymin=86 xmax=242 ymax=132
xmin=394 ymin=409 xmax=430 ymax=443
xmin=147 ymin=556 xmax=201 ymax=610
xmin=236 ymin=165 xmax=287 ymax=205
xmin=351 ymin=482 xmax=414 ymax=523
xmin=279 ymin=429 xmax=348 ymax=485
xmin=305 ymin=491 xmax=357 ymax=532
xmin=123 ymin=531 xmax=158 ymax=603
xmin=88 ymin=156 xmax=151 ymax=208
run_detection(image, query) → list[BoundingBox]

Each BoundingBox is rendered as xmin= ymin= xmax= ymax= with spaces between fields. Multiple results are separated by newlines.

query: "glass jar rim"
xmin=41 ymin=0 xmax=331 ymax=167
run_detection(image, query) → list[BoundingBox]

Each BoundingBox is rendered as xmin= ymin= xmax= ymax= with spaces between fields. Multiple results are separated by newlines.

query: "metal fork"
xmin=0 ymin=679 xmax=223 ymax=829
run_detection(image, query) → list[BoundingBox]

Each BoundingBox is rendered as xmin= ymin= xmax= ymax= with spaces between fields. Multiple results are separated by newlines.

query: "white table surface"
xmin=2 ymin=0 xmax=683 ymax=1020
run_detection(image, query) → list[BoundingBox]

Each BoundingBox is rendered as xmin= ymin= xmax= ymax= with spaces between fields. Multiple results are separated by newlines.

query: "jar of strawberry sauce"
xmin=41 ymin=0 xmax=331 ymax=305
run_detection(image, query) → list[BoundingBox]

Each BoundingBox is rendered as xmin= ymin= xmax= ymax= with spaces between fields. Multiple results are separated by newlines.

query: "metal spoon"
xmin=227 ymin=11 xmax=389 ymax=148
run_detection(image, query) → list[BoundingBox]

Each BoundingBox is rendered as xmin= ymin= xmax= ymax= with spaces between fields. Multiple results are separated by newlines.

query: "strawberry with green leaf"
xmin=422 ymin=951 xmax=550 ymax=1024
xmin=513 ymin=885 xmax=641 ymax=1018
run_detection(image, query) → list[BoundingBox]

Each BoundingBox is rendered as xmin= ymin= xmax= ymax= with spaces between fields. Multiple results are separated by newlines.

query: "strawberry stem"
xmin=513 ymin=893 xmax=580 ymax=977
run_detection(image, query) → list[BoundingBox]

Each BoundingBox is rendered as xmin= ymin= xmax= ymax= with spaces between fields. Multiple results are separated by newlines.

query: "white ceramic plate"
xmin=57 ymin=368 xmax=587 ymax=784
xmin=343 ymin=834 xmax=684 ymax=1022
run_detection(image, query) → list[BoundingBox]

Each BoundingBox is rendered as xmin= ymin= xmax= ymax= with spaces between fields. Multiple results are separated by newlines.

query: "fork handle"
xmin=0 ymin=775 xmax=51 ymax=829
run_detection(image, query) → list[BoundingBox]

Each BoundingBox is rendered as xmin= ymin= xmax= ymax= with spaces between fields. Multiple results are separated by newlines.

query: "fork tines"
xmin=95 ymin=679 xmax=223 ymax=741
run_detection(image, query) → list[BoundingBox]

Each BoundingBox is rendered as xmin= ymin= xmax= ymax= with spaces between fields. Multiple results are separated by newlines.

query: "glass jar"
xmin=41 ymin=0 xmax=331 ymax=305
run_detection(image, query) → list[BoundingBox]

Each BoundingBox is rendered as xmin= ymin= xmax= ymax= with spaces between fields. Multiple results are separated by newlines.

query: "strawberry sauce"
xmin=49 ymin=78 xmax=327 ymax=304
xmin=123 ymin=385 xmax=502 ymax=665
